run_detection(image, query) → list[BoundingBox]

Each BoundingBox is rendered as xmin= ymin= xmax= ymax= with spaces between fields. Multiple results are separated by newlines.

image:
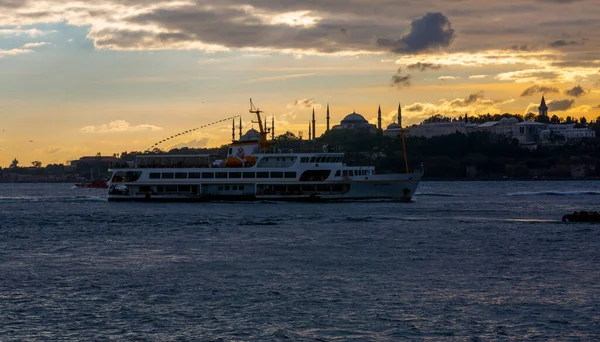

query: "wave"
xmin=505 ymin=190 xmax=600 ymax=197
xmin=414 ymin=192 xmax=471 ymax=197
xmin=0 ymin=195 xmax=107 ymax=203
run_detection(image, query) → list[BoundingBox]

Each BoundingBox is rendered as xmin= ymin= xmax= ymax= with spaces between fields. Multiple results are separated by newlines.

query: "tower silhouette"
xmin=326 ymin=103 xmax=330 ymax=132
xmin=538 ymin=96 xmax=548 ymax=117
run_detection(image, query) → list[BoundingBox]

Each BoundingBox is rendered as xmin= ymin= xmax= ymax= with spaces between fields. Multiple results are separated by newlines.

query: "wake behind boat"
xmin=107 ymin=100 xmax=422 ymax=202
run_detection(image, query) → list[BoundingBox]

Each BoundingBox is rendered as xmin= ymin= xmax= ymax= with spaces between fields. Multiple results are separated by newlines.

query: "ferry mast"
xmin=249 ymin=98 xmax=270 ymax=152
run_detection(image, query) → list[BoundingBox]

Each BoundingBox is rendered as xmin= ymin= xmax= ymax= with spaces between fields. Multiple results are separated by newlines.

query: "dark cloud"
xmin=406 ymin=104 xmax=424 ymax=112
xmin=407 ymin=62 xmax=442 ymax=72
xmin=2 ymin=0 xmax=600 ymax=63
xmin=292 ymin=98 xmax=317 ymax=108
xmin=0 ymin=0 xmax=26 ymax=8
xmin=548 ymin=99 xmax=575 ymax=111
xmin=564 ymin=85 xmax=587 ymax=97
xmin=510 ymin=44 xmax=533 ymax=51
xmin=551 ymin=60 xmax=600 ymax=68
xmin=450 ymin=91 xmax=485 ymax=107
xmin=391 ymin=68 xmax=411 ymax=88
xmin=549 ymin=39 xmax=579 ymax=47
xmin=520 ymin=85 xmax=559 ymax=97
xmin=376 ymin=12 xmax=455 ymax=53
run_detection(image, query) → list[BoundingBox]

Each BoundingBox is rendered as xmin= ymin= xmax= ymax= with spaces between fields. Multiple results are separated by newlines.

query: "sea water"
xmin=1 ymin=181 xmax=599 ymax=341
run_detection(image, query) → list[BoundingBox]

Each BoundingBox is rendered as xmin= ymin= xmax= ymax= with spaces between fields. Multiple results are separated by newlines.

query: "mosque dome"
xmin=241 ymin=128 xmax=261 ymax=141
xmin=387 ymin=122 xmax=401 ymax=129
xmin=341 ymin=112 xmax=368 ymax=125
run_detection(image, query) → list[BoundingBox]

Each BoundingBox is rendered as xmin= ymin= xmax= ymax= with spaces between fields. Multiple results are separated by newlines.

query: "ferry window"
xmin=257 ymin=172 xmax=269 ymax=178
xmin=342 ymin=170 xmax=348 ymax=177
xmin=228 ymin=148 xmax=232 ymax=155
xmin=299 ymin=170 xmax=331 ymax=182
xmin=271 ymin=172 xmax=283 ymax=178
xmin=229 ymin=172 xmax=241 ymax=179
xmin=149 ymin=173 xmax=160 ymax=179
xmin=202 ymin=172 xmax=214 ymax=179
xmin=232 ymin=186 xmax=238 ymax=191
xmin=335 ymin=170 xmax=341 ymax=177
xmin=349 ymin=170 xmax=354 ymax=177
xmin=175 ymin=172 xmax=187 ymax=179
xmin=139 ymin=186 xmax=152 ymax=192
xmin=166 ymin=185 xmax=177 ymax=192
xmin=162 ymin=172 xmax=174 ymax=179
xmin=157 ymin=186 xmax=166 ymax=192
xmin=315 ymin=157 xmax=322 ymax=163
xmin=216 ymin=172 xmax=228 ymax=179
xmin=239 ymin=186 xmax=245 ymax=191
xmin=189 ymin=172 xmax=201 ymax=179
xmin=284 ymin=172 xmax=296 ymax=179
xmin=301 ymin=157 xmax=309 ymax=163
xmin=225 ymin=186 xmax=230 ymax=191
xmin=243 ymin=172 xmax=255 ymax=178
xmin=218 ymin=186 xmax=223 ymax=191
xmin=178 ymin=185 xmax=191 ymax=192
xmin=309 ymin=157 xmax=316 ymax=163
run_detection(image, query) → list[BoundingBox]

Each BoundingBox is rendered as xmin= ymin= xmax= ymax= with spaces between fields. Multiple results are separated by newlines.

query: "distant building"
xmin=409 ymin=121 xmax=466 ymax=138
xmin=406 ymin=96 xmax=595 ymax=147
xmin=332 ymin=112 xmax=378 ymax=133
xmin=70 ymin=156 xmax=121 ymax=168
xmin=539 ymin=124 xmax=596 ymax=144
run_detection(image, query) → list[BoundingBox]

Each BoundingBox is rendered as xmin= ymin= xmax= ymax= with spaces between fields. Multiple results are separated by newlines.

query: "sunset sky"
xmin=1 ymin=0 xmax=600 ymax=166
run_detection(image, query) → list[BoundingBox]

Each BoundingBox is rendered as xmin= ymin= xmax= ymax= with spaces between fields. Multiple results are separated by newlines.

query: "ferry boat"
xmin=107 ymin=100 xmax=422 ymax=202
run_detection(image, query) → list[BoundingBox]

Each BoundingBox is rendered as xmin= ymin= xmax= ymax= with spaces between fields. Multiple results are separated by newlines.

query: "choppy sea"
xmin=1 ymin=181 xmax=599 ymax=341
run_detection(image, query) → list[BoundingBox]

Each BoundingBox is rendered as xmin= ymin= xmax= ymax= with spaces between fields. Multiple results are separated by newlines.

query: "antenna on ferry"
xmin=249 ymin=98 xmax=270 ymax=152
xmin=400 ymin=127 xmax=410 ymax=174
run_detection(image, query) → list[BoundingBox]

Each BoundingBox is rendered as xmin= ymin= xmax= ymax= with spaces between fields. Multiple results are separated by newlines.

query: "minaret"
xmin=232 ymin=117 xmax=235 ymax=141
xmin=238 ymin=116 xmax=242 ymax=140
xmin=377 ymin=105 xmax=382 ymax=131
xmin=397 ymin=102 xmax=402 ymax=127
xmin=271 ymin=117 xmax=275 ymax=140
xmin=312 ymin=108 xmax=316 ymax=140
xmin=326 ymin=103 xmax=330 ymax=132
xmin=539 ymin=96 xmax=548 ymax=117
xmin=308 ymin=122 xmax=312 ymax=141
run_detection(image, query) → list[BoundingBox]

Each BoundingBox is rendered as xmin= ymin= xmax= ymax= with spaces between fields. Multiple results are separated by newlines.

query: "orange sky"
xmin=1 ymin=1 xmax=599 ymax=167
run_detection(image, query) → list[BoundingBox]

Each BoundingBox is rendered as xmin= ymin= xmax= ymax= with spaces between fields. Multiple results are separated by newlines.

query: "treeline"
xmin=422 ymin=112 xmax=597 ymax=126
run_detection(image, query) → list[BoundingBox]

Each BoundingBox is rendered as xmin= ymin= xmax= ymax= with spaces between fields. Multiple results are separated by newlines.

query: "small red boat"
xmin=75 ymin=179 xmax=108 ymax=189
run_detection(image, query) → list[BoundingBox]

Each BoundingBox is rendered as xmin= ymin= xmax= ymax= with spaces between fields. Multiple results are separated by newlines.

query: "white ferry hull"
xmin=107 ymin=173 xmax=422 ymax=203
